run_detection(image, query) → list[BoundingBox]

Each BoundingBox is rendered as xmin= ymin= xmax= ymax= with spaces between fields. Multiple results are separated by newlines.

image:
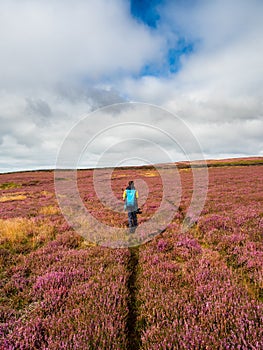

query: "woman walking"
xmin=123 ymin=181 xmax=139 ymax=233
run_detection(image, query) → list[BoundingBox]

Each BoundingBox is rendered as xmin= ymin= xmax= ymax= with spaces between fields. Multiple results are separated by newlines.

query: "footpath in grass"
xmin=126 ymin=247 xmax=141 ymax=350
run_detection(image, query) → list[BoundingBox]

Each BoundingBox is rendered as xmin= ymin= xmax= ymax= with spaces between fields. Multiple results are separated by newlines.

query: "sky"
xmin=0 ymin=0 xmax=263 ymax=172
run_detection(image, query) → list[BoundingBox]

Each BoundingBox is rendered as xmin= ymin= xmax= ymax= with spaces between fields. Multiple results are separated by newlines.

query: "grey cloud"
xmin=26 ymin=98 xmax=52 ymax=118
xmin=57 ymin=83 xmax=126 ymax=110
xmin=25 ymin=98 xmax=52 ymax=126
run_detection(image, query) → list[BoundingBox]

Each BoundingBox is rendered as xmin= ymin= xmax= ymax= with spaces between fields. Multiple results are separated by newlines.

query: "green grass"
xmin=0 ymin=182 xmax=21 ymax=190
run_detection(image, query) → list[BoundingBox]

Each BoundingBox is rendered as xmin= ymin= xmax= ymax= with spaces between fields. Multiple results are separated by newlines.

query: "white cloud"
xmin=0 ymin=0 xmax=163 ymax=86
xmin=117 ymin=0 xmax=263 ymax=158
xmin=0 ymin=0 xmax=262 ymax=172
xmin=0 ymin=0 xmax=166 ymax=172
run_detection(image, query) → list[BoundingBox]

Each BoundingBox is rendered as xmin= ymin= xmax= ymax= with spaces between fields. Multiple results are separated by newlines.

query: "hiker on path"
xmin=123 ymin=180 xmax=138 ymax=233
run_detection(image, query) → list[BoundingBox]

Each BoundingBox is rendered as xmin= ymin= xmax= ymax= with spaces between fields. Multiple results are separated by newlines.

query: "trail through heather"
xmin=126 ymin=247 xmax=141 ymax=350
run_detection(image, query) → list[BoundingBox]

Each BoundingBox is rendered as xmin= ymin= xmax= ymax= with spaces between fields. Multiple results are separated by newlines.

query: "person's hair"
xmin=128 ymin=180 xmax=135 ymax=189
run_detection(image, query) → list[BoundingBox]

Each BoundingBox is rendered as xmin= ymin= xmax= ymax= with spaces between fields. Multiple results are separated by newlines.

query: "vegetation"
xmin=0 ymin=157 xmax=262 ymax=349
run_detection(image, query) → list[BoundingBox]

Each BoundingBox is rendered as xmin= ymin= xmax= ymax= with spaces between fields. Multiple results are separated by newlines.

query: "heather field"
xmin=0 ymin=158 xmax=262 ymax=349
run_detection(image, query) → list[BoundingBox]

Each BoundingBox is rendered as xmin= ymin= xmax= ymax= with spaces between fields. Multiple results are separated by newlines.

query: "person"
xmin=123 ymin=180 xmax=138 ymax=233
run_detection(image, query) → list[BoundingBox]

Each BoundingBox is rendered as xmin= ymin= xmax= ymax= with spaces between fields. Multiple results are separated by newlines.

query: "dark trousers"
xmin=128 ymin=210 xmax=137 ymax=230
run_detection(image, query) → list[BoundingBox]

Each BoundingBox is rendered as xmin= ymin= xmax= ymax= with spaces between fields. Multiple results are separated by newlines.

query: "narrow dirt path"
xmin=126 ymin=247 xmax=141 ymax=350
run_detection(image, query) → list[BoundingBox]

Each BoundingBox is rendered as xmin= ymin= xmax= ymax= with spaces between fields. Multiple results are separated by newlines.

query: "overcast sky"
xmin=0 ymin=0 xmax=263 ymax=172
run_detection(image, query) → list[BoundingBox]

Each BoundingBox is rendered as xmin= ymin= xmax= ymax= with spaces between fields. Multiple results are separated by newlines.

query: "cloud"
xmin=117 ymin=0 xmax=263 ymax=158
xmin=0 ymin=0 xmax=166 ymax=172
xmin=0 ymin=0 xmax=164 ymax=87
xmin=56 ymin=83 xmax=126 ymax=110
xmin=55 ymin=103 xmax=206 ymax=171
xmin=0 ymin=0 xmax=262 ymax=172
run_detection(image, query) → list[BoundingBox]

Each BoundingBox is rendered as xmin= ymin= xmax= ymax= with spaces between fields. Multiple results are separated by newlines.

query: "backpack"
xmin=125 ymin=189 xmax=137 ymax=210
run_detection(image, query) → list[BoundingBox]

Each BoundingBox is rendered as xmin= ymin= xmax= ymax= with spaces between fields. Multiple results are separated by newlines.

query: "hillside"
xmin=0 ymin=157 xmax=262 ymax=349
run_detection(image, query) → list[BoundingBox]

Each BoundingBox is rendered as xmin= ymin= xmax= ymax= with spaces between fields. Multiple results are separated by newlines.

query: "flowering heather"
xmin=0 ymin=160 xmax=263 ymax=348
xmin=1 ymin=235 xmax=130 ymax=349
xmin=137 ymin=232 xmax=263 ymax=349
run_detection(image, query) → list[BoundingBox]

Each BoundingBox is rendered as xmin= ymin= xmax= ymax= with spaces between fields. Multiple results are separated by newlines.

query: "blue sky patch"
xmin=130 ymin=0 xmax=163 ymax=28
xmin=138 ymin=40 xmax=195 ymax=78
xmin=130 ymin=1 xmax=195 ymax=77
xmin=168 ymin=40 xmax=194 ymax=73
